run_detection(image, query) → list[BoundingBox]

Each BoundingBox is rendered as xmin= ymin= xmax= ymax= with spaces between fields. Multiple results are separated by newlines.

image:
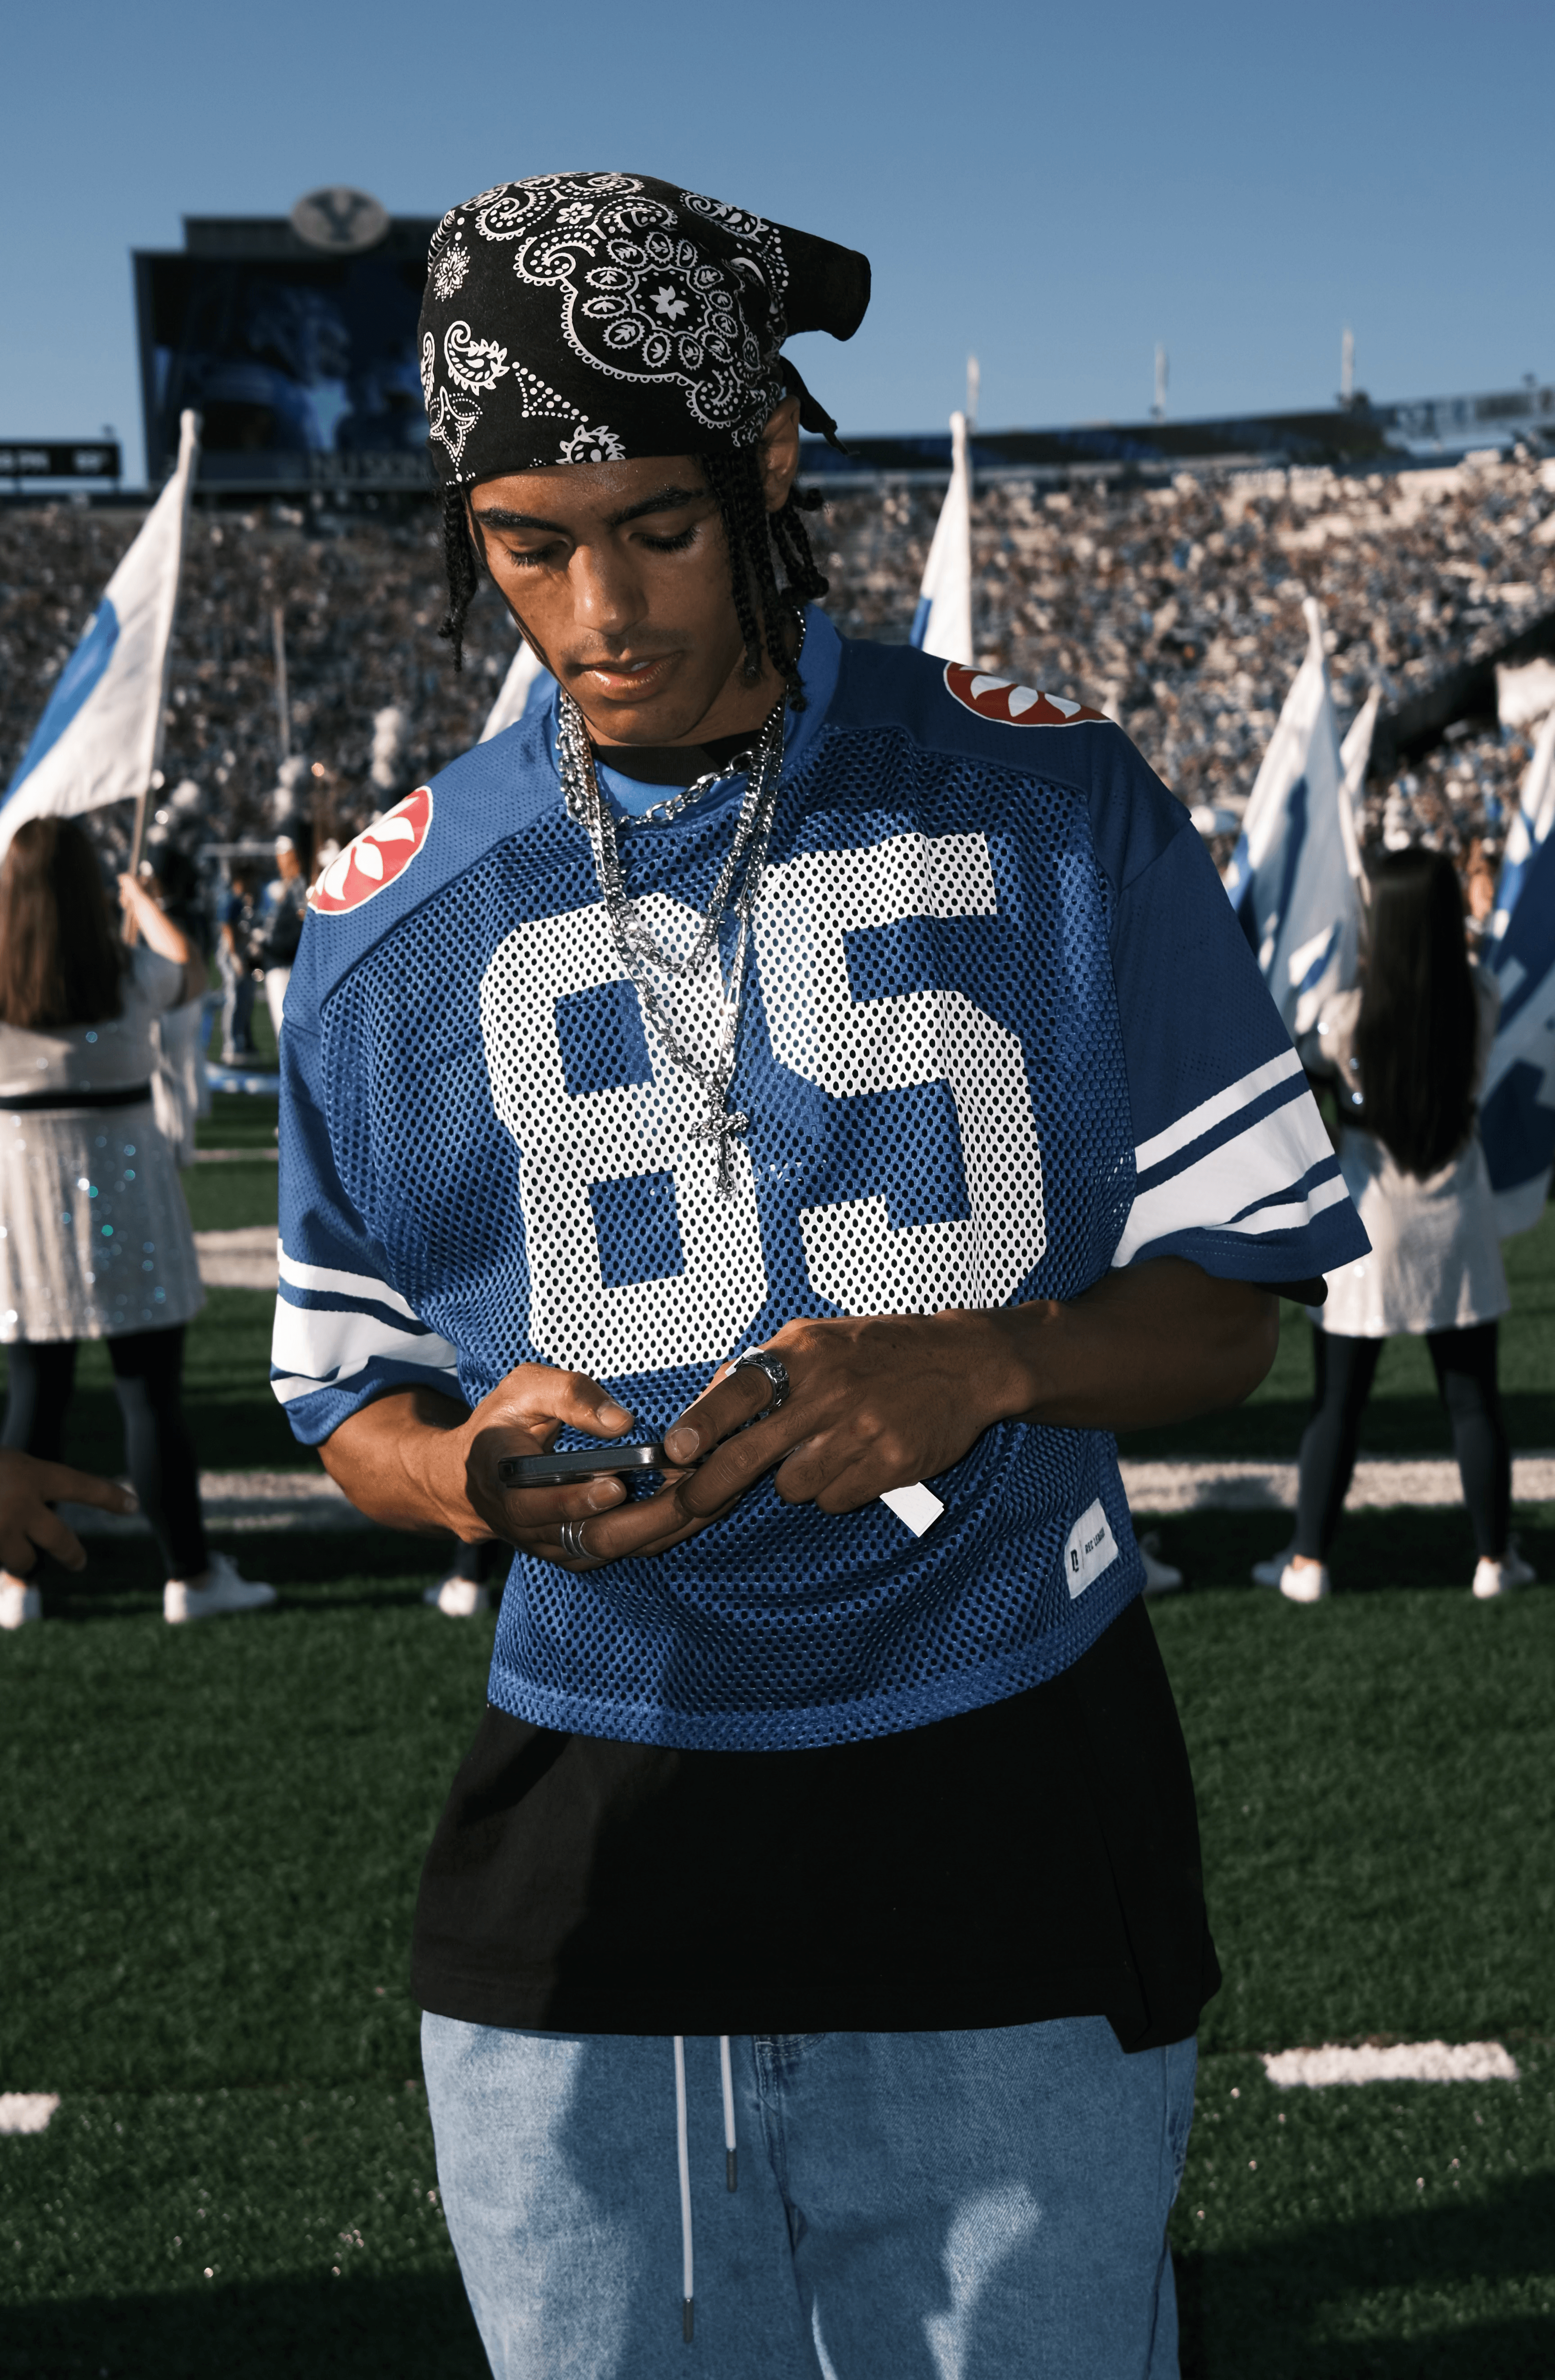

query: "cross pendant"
xmin=694 ymin=1097 xmax=748 ymax=1198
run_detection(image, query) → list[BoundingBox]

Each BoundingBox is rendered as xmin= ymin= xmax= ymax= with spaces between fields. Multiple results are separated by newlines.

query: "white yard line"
xmin=194 ymin=1226 xmax=279 ymax=1289
xmin=1121 ymin=1453 xmax=1555 ymax=1512
xmin=61 ymin=1453 xmax=1555 ymax=1537
xmin=63 ymin=1471 xmax=370 ymax=1537
xmin=1262 ymin=2041 xmax=1521 ymax=2087
xmin=0 ymin=2093 xmax=60 ymax=2134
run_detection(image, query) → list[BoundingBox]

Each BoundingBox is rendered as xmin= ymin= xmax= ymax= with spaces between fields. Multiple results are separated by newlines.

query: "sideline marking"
xmin=0 ymin=2093 xmax=60 ymax=2135
xmin=1262 ymin=2041 xmax=1520 ymax=2088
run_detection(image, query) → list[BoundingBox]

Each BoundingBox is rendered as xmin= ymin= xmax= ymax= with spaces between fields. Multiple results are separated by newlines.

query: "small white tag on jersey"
xmin=1064 ymin=1499 xmax=1119 ymax=1597
xmin=879 ymin=1482 xmax=945 ymax=1538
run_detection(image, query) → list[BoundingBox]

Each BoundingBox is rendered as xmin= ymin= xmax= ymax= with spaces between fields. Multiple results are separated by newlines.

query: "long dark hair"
xmin=1353 ymin=847 xmax=1477 ymax=1177
xmin=0 ymin=817 xmax=125 ymax=1030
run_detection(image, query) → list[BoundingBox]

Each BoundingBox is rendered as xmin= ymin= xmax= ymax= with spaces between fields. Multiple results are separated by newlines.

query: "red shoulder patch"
xmin=311 ymin=787 xmax=433 ymax=916
xmin=944 ymin=664 xmax=1109 ymax=727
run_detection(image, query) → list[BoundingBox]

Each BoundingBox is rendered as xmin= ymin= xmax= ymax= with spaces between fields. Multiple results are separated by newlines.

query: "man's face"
xmin=468 ymin=397 xmax=800 ymax=747
xmin=276 ymin=844 xmax=301 ymax=881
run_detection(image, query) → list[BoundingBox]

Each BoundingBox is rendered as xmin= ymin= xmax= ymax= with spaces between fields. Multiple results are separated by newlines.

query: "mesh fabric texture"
xmin=315 ymin=720 xmax=1144 ymax=1749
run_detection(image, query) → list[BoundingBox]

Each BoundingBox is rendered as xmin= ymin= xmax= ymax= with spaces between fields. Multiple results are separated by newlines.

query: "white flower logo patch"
xmin=943 ymin=665 xmax=1109 ymax=728
xmin=311 ymin=788 xmax=434 ymax=918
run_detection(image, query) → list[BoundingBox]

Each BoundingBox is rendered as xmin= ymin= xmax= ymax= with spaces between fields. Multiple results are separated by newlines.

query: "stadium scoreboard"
xmin=135 ymin=192 xmax=439 ymax=495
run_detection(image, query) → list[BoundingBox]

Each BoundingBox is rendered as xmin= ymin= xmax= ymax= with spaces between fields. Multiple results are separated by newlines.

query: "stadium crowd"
xmin=3 ymin=448 xmax=1554 ymax=882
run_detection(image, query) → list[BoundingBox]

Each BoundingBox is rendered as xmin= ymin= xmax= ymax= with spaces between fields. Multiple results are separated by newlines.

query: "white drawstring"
xmin=672 ymin=2036 xmax=739 ymax=2341
xmin=673 ymin=2035 xmax=694 ymax=2340
xmin=719 ymin=2034 xmax=738 ymax=2191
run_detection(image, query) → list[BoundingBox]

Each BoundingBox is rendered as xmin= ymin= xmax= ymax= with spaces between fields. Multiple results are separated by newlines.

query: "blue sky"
xmin=5 ymin=0 xmax=1551 ymax=483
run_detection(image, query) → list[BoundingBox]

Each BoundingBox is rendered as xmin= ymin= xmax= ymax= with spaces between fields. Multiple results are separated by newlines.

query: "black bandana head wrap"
xmin=418 ymin=171 xmax=870 ymax=488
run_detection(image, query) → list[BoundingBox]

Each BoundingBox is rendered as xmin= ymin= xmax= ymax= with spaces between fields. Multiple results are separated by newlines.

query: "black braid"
xmin=438 ymin=484 xmax=480 ymax=671
xmin=702 ymin=450 xmax=828 ymax=711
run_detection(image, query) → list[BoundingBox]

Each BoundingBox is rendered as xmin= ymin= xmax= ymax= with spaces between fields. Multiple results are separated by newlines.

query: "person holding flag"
xmin=1258 ymin=846 xmax=1530 ymax=1604
xmin=270 ymin=170 xmax=1365 ymax=2374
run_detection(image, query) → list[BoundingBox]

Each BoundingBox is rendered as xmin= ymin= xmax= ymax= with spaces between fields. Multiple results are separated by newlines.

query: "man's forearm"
xmin=992 ymin=1259 xmax=1279 ymax=1438
xmin=319 ymin=1386 xmax=472 ymax=1534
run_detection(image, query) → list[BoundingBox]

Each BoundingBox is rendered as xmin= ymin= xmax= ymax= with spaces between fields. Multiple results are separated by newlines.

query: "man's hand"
xmin=580 ymin=1260 xmax=1279 ymax=1557
xmin=0 ymin=1449 xmax=138 ymax=1578
xmin=319 ymin=1259 xmax=1279 ymax=1571
xmin=318 ymin=1368 xmax=704 ymax=1572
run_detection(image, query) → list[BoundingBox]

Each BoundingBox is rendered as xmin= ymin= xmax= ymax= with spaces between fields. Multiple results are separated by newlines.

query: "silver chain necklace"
xmin=557 ymin=688 xmax=786 ymax=1197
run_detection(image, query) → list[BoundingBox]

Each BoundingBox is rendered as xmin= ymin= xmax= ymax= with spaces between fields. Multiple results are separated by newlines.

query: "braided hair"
xmin=438 ymin=452 xmax=829 ymax=706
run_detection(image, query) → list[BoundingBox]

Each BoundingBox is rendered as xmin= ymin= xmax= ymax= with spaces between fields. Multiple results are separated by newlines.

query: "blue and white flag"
xmin=480 ymin=635 xmax=554 ymax=742
xmin=1482 ymin=719 xmax=1555 ymax=1237
xmin=1222 ymin=598 xmax=1360 ymax=1039
xmin=1489 ymin=702 xmax=1555 ymax=945
xmin=910 ymin=410 xmax=972 ymax=667
xmin=1 ymin=412 xmax=200 ymax=859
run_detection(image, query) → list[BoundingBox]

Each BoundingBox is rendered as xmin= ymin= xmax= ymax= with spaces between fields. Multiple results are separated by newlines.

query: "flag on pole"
xmin=0 ymin=411 xmax=201 ymax=859
xmin=1480 ymin=817 xmax=1555 ymax=1237
xmin=1489 ymin=702 xmax=1555 ymax=945
xmin=1480 ymin=704 xmax=1555 ymax=1235
xmin=1338 ymin=686 xmax=1379 ymax=895
xmin=1221 ymin=597 xmax=1360 ymax=1039
xmin=910 ymin=411 xmax=973 ymax=667
xmin=480 ymin=637 xmax=553 ymax=742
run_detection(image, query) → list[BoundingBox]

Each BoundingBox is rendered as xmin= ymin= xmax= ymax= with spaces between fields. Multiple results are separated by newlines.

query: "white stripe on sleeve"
xmin=1216 ymin=1171 xmax=1351 ymax=1239
xmin=270 ymin=1296 xmax=460 ymax=1392
xmin=1133 ymin=1048 xmax=1303 ymax=1175
xmin=1113 ymin=1092 xmax=1335 ymax=1266
xmin=277 ymin=1242 xmax=421 ymax=1321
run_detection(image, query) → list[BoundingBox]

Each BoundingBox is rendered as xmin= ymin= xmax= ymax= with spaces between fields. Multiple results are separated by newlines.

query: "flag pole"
xmin=272 ymin=605 xmax=292 ymax=764
xmin=127 ymin=409 xmax=201 ymax=882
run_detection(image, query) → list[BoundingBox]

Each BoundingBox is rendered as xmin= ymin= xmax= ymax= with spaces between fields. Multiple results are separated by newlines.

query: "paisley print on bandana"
xmin=416 ymin=169 xmax=870 ymax=487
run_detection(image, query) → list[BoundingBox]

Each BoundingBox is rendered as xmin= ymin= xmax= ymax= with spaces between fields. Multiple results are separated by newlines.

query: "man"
xmin=258 ymin=820 xmax=312 ymax=1045
xmin=271 ymin=173 xmax=1366 ymax=2377
xmin=217 ymin=864 xmax=259 ymax=1064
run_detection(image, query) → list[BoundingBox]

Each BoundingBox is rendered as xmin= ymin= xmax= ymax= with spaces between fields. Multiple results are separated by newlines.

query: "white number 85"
xmin=481 ymin=831 xmax=1046 ymax=1377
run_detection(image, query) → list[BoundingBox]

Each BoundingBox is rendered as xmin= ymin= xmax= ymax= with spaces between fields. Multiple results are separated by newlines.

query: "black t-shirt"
xmin=411 ymin=1594 xmax=1219 ymax=2051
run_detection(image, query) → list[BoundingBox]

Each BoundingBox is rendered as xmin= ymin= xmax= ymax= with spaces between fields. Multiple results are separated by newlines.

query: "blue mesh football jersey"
xmin=273 ymin=607 xmax=1366 ymax=1750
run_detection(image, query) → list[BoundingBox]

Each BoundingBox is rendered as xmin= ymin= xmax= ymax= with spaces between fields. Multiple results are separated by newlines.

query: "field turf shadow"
xmin=1176 ymin=2168 xmax=1555 ymax=2378
xmin=5 ymin=2269 xmax=488 ymax=2378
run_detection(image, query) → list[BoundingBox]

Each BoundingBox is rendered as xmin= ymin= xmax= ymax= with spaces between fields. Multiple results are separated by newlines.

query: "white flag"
xmin=1489 ymin=702 xmax=1555 ymax=944
xmin=1481 ymin=816 xmax=1555 ymax=1237
xmin=910 ymin=411 xmax=973 ymax=667
xmin=480 ymin=638 xmax=553 ymax=742
xmin=1 ymin=412 xmax=200 ymax=858
xmin=1221 ymin=598 xmax=1360 ymax=1039
xmin=1338 ymin=687 xmax=1379 ymax=892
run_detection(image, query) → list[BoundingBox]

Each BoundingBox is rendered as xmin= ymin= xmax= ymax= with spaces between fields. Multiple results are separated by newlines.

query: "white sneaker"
xmin=1278 ymin=1560 xmax=1331 ymax=1604
xmin=164 ymin=1550 xmax=278 ymax=1624
xmin=423 ymin=1577 xmax=491 ymax=1618
xmin=1138 ymin=1533 xmax=1183 ymax=1595
xmin=1473 ymin=1542 xmax=1536 ymax=1600
xmin=0 ymin=1573 xmax=41 ymax=1629
xmin=1252 ymin=1546 xmax=1296 ymax=1588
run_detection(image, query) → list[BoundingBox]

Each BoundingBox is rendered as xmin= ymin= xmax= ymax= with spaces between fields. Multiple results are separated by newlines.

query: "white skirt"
xmin=0 ymin=1100 xmax=204 ymax=1343
xmin=1315 ymin=1125 xmax=1509 ymax=1339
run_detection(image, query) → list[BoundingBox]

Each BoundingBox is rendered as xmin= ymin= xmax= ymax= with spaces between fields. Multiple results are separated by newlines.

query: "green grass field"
xmin=2 ymin=1133 xmax=1551 ymax=2376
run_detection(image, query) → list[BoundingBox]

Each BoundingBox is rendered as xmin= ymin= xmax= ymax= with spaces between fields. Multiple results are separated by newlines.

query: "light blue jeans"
xmin=421 ymin=2015 xmax=1195 ymax=2379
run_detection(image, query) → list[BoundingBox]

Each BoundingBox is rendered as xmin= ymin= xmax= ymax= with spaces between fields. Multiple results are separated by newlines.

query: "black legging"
xmin=1294 ymin=1322 xmax=1510 ymax=1561
xmin=2 ymin=1327 xmax=207 ymax=1580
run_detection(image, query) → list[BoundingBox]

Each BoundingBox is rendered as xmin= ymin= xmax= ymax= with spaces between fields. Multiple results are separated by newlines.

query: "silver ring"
xmin=727 ymin=1346 xmax=791 ymax=1414
xmin=559 ymin=1517 xmax=588 ymax=1560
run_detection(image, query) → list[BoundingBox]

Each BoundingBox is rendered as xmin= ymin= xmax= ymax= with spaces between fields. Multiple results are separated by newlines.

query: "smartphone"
xmin=497 ymin=1443 xmax=668 ymax=1488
